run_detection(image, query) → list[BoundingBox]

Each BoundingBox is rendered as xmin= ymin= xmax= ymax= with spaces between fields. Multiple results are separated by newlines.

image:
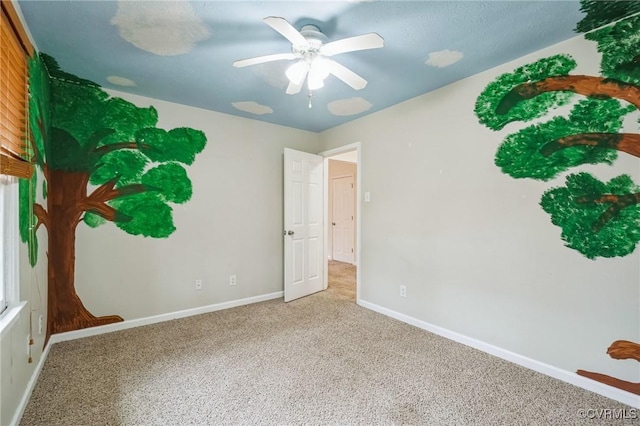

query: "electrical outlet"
xmin=400 ymin=285 xmax=407 ymax=298
xmin=195 ymin=279 xmax=202 ymax=290
xmin=229 ymin=275 xmax=237 ymax=286
xmin=38 ymin=315 xmax=43 ymax=335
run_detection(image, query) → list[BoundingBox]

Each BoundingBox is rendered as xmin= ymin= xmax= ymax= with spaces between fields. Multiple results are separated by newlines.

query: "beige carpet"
xmin=21 ymin=281 xmax=634 ymax=425
xmin=327 ymin=260 xmax=356 ymax=301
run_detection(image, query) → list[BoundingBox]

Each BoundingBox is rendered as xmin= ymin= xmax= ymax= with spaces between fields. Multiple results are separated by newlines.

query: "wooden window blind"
xmin=0 ymin=0 xmax=34 ymax=179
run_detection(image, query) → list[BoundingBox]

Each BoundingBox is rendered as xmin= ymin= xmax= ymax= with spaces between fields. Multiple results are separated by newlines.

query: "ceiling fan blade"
xmin=233 ymin=53 xmax=296 ymax=68
xmin=286 ymin=69 xmax=308 ymax=94
xmin=327 ymin=60 xmax=368 ymax=90
xmin=320 ymin=33 xmax=384 ymax=57
xmin=263 ymin=16 xmax=308 ymax=46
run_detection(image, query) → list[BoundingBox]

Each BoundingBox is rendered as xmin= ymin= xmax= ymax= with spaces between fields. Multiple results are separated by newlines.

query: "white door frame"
xmin=319 ymin=142 xmax=361 ymax=304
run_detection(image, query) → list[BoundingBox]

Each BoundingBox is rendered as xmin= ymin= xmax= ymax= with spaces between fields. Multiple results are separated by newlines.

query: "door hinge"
xmin=351 ymin=248 xmax=354 ymax=253
xmin=352 ymin=216 xmax=354 ymax=220
xmin=351 ymin=183 xmax=353 ymax=188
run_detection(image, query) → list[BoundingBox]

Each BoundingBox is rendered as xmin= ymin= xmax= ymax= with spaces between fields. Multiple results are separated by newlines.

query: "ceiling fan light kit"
xmin=233 ymin=16 xmax=384 ymax=99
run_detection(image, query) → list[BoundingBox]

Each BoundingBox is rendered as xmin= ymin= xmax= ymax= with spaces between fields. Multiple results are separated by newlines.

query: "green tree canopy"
xmin=34 ymin=53 xmax=208 ymax=239
xmin=475 ymin=10 xmax=640 ymax=259
xmin=541 ymin=173 xmax=640 ymax=258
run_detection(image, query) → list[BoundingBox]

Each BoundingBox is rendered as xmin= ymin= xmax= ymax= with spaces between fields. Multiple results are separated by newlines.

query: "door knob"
xmin=332 ymin=222 xmax=336 ymax=226
xmin=287 ymin=230 xmax=294 ymax=235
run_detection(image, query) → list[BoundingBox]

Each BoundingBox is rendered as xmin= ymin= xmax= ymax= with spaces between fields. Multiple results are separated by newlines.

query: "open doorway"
xmin=320 ymin=143 xmax=361 ymax=303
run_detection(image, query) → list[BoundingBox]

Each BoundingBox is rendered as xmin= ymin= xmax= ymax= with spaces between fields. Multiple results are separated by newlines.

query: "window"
xmin=1 ymin=0 xmax=33 ymax=315
xmin=1 ymin=1 xmax=32 ymax=178
xmin=0 ymin=175 xmax=18 ymax=314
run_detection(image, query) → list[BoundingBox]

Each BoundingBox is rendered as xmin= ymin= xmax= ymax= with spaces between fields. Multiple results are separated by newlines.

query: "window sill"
xmin=0 ymin=301 xmax=27 ymax=337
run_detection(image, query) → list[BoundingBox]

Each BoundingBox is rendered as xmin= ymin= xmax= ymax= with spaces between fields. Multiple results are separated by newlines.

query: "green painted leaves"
xmin=576 ymin=0 xmax=640 ymax=34
xmin=541 ymin=173 xmax=640 ymax=258
xmin=91 ymin=151 xmax=149 ymax=186
xmin=495 ymin=99 xmax=632 ymax=180
xmin=142 ymin=163 xmax=192 ymax=204
xmin=19 ymin=174 xmax=38 ymax=267
xmin=44 ymin=52 xmax=208 ymax=239
xmin=475 ymin=55 xmax=576 ymax=130
xmin=111 ymin=193 xmax=176 ymax=238
xmin=586 ymin=15 xmax=640 ymax=86
xmin=137 ymin=127 xmax=206 ymax=165
xmin=475 ymin=11 xmax=640 ymax=259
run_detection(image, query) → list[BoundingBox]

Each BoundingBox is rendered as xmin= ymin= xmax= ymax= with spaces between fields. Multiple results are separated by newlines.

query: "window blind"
xmin=0 ymin=0 xmax=33 ymax=179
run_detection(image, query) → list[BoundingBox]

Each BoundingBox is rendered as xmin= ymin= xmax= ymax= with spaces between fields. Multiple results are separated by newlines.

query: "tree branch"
xmin=33 ymin=203 xmax=49 ymax=231
xmin=607 ymin=340 xmax=640 ymax=362
xmin=540 ymin=133 xmax=640 ymax=158
xmin=80 ymin=177 xmax=152 ymax=224
xmin=497 ymin=75 xmax=640 ymax=115
xmin=577 ymin=370 xmax=640 ymax=395
xmin=82 ymin=202 xmax=131 ymax=223
xmin=87 ymin=177 xmax=151 ymax=204
xmin=92 ymin=142 xmax=153 ymax=158
xmin=576 ymin=192 xmax=640 ymax=232
xmin=87 ymin=177 xmax=119 ymax=203
xmin=85 ymin=129 xmax=116 ymax=153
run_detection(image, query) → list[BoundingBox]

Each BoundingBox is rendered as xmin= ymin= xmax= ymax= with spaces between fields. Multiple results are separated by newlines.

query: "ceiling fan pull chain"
xmin=307 ymin=92 xmax=313 ymax=109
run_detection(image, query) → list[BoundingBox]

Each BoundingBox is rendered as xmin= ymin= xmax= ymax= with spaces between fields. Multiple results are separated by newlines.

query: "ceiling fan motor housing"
xmin=292 ymin=24 xmax=328 ymax=60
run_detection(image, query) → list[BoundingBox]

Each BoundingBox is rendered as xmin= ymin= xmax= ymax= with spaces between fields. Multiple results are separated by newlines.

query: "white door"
xmin=331 ymin=176 xmax=354 ymax=263
xmin=284 ymin=148 xmax=324 ymax=302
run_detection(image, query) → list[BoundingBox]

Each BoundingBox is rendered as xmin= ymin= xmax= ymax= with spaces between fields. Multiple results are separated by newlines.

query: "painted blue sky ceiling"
xmin=19 ymin=1 xmax=588 ymax=132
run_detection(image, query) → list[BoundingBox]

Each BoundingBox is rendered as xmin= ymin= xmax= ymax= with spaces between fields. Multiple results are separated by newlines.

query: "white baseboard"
xmin=357 ymin=299 xmax=640 ymax=409
xmin=50 ymin=291 xmax=283 ymax=344
xmin=11 ymin=340 xmax=52 ymax=426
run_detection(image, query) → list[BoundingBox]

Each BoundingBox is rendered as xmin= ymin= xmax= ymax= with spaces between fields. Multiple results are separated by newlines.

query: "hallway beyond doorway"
xmin=327 ymin=260 xmax=356 ymax=302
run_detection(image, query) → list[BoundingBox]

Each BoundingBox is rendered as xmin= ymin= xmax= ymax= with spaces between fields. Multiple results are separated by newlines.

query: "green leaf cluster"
xmin=28 ymin=54 xmax=50 ymax=167
xmin=111 ymin=193 xmax=176 ymax=238
xmin=90 ymin=151 xmax=149 ymax=186
xmin=541 ymin=173 xmax=640 ymax=258
xmin=136 ymin=127 xmax=207 ymax=165
xmin=495 ymin=98 xmax=633 ymax=180
xmin=475 ymin=55 xmax=576 ymax=130
xmin=586 ymin=14 xmax=640 ymax=85
xmin=18 ymin=175 xmax=38 ymax=266
xmin=575 ymin=0 xmax=640 ymax=33
xmin=19 ymin=53 xmax=50 ymax=266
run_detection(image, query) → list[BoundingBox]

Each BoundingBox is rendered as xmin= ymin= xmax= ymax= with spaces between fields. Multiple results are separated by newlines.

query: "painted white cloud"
xmin=425 ymin=50 xmax=464 ymax=68
xmin=111 ymin=0 xmax=211 ymax=56
xmin=232 ymin=101 xmax=274 ymax=116
xmin=252 ymin=62 xmax=289 ymax=90
xmin=106 ymin=75 xmax=137 ymax=87
xmin=327 ymin=97 xmax=372 ymax=117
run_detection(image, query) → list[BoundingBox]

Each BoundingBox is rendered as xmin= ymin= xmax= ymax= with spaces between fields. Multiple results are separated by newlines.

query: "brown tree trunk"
xmin=46 ymin=169 xmax=123 ymax=340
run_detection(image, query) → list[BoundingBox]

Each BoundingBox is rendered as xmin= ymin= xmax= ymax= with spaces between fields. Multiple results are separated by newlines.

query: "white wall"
xmin=74 ymin=92 xmax=320 ymax=321
xmin=319 ymin=34 xmax=640 ymax=384
xmin=1 ymin=171 xmax=48 ymax=426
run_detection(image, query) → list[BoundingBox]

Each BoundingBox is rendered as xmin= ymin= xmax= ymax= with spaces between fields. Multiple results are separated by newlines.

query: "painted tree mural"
xmin=475 ymin=4 xmax=640 ymax=394
xmin=24 ymin=54 xmax=207 ymax=339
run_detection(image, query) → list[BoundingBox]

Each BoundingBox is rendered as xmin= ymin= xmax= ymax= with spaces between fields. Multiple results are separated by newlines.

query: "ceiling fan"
xmin=233 ymin=16 xmax=384 ymax=95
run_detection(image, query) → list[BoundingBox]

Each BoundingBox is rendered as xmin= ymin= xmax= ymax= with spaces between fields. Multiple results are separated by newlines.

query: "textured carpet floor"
xmin=327 ymin=260 xmax=356 ymax=301
xmin=21 ymin=274 xmax=634 ymax=425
